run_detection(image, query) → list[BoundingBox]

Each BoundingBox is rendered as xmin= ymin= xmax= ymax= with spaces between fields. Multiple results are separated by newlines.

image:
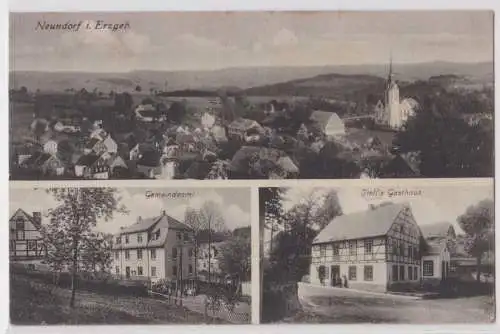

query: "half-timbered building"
xmin=9 ymin=209 xmax=47 ymax=266
xmin=310 ymin=203 xmax=444 ymax=292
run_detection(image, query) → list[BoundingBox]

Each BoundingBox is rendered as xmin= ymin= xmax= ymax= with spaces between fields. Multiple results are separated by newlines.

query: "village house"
xmin=227 ymin=118 xmax=264 ymax=141
xmin=21 ymin=151 xmax=65 ymax=176
xmin=84 ymin=135 xmax=118 ymax=156
xmin=309 ymin=203 xmax=452 ymax=292
xmin=74 ymin=153 xmax=106 ymax=179
xmin=111 ymin=211 xmax=196 ymax=286
xmin=308 ymin=110 xmax=346 ymax=139
xmin=9 ymin=209 xmax=47 ymax=267
xmin=43 ymin=139 xmax=58 ymax=155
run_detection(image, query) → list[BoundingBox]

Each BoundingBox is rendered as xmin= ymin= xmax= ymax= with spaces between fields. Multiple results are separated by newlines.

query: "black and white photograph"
xmin=259 ymin=180 xmax=495 ymax=323
xmin=9 ymin=186 xmax=251 ymax=324
xmin=9 ymin=11 xmax=494 ymax=180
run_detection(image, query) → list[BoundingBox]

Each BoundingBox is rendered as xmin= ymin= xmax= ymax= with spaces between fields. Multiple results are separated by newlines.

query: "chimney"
xmin=32 ymin=212 xmax=42 ymax=226
xmin=137 ymin=216 xmax=142 ymax=223
xmin=161 ymin=210 xmax=166 ymax=216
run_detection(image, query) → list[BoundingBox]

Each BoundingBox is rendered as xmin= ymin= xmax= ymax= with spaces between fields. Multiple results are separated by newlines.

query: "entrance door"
xmin=126 ymin=266 xmax=130 ymax=278
xmin=441 ymin=261 xmax=445 ymax=281
xmin=331 ymin=265 xmax=340 ymax=286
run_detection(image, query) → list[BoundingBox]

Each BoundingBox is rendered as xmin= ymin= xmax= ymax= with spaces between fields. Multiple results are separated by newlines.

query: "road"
xmin=292 ymin=283 xmax=494 ymax=324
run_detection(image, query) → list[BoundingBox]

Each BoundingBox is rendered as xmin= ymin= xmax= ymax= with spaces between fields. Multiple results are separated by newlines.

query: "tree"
xmin=41 ymin=188 xmax=127 ymax=307
xmin=394 ymin=104 xmax=493 ymax=177
xmin=457 ymin=199 xmax=494 ymax=282
xmin=135 ymin=85 xmax=142 ymax=92
xmin=31 ymin=119 xmax=47 ymax=143
xmin=218 ymin=233 xmax=251 ymax=281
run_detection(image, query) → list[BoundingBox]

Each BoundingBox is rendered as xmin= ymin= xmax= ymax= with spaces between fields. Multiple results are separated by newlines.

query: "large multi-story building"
xmin=9 ymin=209 xmax=47 ymax=266
xmin=111 ymin=211 xmax=196 ymax=284
xmin=309 ymin=203 xmax=452 ymax=292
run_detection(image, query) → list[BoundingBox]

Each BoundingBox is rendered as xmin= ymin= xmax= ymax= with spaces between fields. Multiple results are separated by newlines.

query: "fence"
xmin=148 ymin=290 xmax=250 ymax=324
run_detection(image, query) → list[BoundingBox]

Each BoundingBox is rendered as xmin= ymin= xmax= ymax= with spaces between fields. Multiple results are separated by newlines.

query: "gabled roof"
xmin=9 ymin=208 xmax=42 ymax=229
xmin=85 ymin=137 xmax=101 ymax=149
xmin=309 ymin=110 xmax=343 ymax=131
xmin=313 ymin=203 xmax=408 ymax=244
xmin=420 ymin=222 xmax=454 ymax=239
xmin=424 ymin=239 xmax=447 ymax=255
xmin=120 ymin=213 xmax=192 ymax=234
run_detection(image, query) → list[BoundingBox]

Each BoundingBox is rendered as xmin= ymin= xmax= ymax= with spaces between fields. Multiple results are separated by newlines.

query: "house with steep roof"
xmin=310 ymin=203 xmax=452 ymax=292
xmin=9 ymin=209 xmax=47 ymax=265
xmin=111 ymin=211 xmax=196 ymax=285
xmin=74 ymin=153 xmax=103 ymax=178
xmin=229 ymin=146 xmax=298 ymax=179
xmin=308 ymin=110 xmax=345 ymax=139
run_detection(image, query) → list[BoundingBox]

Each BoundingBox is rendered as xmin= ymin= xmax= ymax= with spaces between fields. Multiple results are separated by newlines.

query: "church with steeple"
xmin=374 ymin=57 xmax=418 ymax=130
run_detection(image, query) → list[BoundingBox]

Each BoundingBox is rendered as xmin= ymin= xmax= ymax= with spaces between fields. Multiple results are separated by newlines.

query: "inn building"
xmin=309 ymin=203 xmax=452 ymax=292
xmin=112 ymin=211 xmax=196 ymax=286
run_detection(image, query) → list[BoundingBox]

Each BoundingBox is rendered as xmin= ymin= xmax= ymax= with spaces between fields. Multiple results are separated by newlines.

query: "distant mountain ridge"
xmin=10 ymin=61 xmax=493 ymax=93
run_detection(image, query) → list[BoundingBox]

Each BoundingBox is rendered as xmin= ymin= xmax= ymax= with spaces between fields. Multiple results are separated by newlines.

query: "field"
xmin=10 ymin=274 xmax=226 ymax=325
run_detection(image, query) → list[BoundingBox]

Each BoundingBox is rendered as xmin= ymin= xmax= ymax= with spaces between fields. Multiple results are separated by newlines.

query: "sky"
xmin=9 ymin=187 xmax=251 ymax=234
xmin=262 ymin=180 xmax=493 ymax=242
xmin=10 ymin=11 xmax=493 ymax=72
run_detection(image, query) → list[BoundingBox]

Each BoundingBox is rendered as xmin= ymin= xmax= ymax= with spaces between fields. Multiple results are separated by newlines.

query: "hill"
xmin=10 ymin=61 xmax=493 ymax=94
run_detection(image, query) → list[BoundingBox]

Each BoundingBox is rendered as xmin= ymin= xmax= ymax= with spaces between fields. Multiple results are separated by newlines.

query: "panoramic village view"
xmin=259 ymin=183 xmax=495 ymax=323
xmin=9 ymin=187 xmax=252 ymax=324
xmin=9 ymin=12 xmax=494 ymax=180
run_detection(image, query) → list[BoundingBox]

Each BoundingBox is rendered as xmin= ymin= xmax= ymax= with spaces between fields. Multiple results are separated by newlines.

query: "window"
xmin=115 ymin=266 xmax=119 ymax=275
xmin=392 ymin=265 xmax=399 ymax=281
xmin=348 ymin=266 xmax=357 ymax=280
xmin=332 ymin=244 xmax=340 ymax=256
xmin=16 ymin=230 xmax=25 ymax=240
xmin=188 ymin=248 xmax=193 ymax=257
xmin=423 ymin=260 xmax=434 ymax=276
xmin=137 ymin=234 xmax=143 ymax=243
xmin=115 ymin=251 xmax=119 ymax=259
xmin=151 ymin=249 xmax=156 ymax=260
xmin=176 ymin=232 xmax=181 ymax=240
xmin=125 ymin=250 xmax=130 ymax=259
xmin=408 ymin=246 xmax=413 ymax=260
xmin=116 ymin=237 xmax=121 ymax=244
xmin=414 ymin=267 xmax=419 ymax=280
xmin=10 ymin=240 xmax=15 ymax=250
xmin=155 ymin=230 xmax=160 ymax=240
xmin=188 ymin=264 xmax=193 ymax=274
xmin=400 ymin=243 xmax=405 ymax=257
xmin=364 ymin=239 xmax=373 ymax=254
xmin=392 ymin=240 xmax=398 ymax=255
xmin=399 ymin=265 xmax=405 ymax=280
xmin=151 ymin=266 xmax=157 ymax=277
xmin=16 ymin=219 xmax=24 ymax=230
xmin=173 ymin=265 xmax=177 ymax=276
xmin=137 ymin=249 xmax=143 ymax=259
xmin=364 ymin=266 xmax=373 ymax=281
xmin=408 ymin=266 xmax=413 ymax=280
xmin=27 ymin=240 xmax=36 ymax=251
xmin=125 ymin=235 xmax=129 ymax=244
xmin=184 ymin=233 xmax=189 ymax=241
xmin=137 ymin=266 xmax=143 ymax=276
xmin=400 ymin=224 xmax=404 ymax=234
xmin=349 ymin=241 xmax=356 ymax=255
xmin=320 ymin=245 xmax=326 ymax=257
xmin=172 ymin=248 xmax=178 ymax=259
xmin=213 ymin=248 xmax=218 ymax=257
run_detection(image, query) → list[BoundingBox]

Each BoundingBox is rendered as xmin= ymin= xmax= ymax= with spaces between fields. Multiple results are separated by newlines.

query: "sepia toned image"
xmin=9 ymin=11 xmax=494 ymax=180
xmin=259 ymin=180 xmax=495 ymax=323
xmin=9 ymin=185 xmax=251 ymax=324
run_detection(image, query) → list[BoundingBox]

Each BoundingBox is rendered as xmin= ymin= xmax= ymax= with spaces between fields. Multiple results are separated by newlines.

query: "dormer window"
xmin=137 ymin=234 xmax=143 ymax=243
xmin=155 ymin=230 xmax=160 ymax=240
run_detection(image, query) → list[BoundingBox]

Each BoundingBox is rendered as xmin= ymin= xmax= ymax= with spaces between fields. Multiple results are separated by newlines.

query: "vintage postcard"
xmin=259 ymin=180 xmax=495 ymax=323
xmin=9 ymin=185 xmax=251 ymax=324
xmin=8 ymin=11 xmax=494 ymax=180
